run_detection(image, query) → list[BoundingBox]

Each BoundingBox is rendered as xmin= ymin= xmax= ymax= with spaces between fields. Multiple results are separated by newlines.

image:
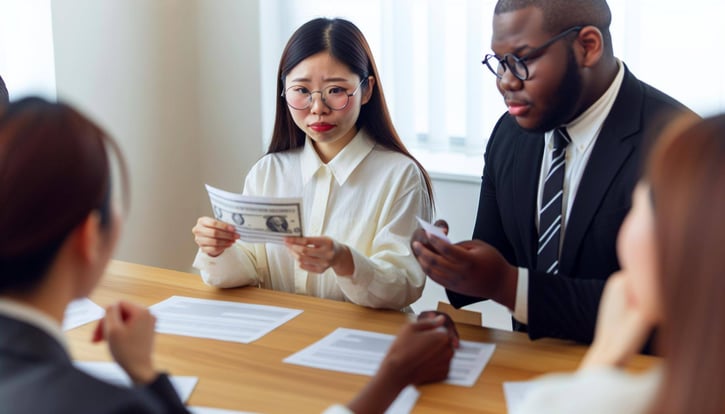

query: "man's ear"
xmin=361 ymin=76 xmax=376 ymax=105
xmin=576 ymin=26 xmax=605 ymax=67
xmin=72 ymin=211 xmax=103 ymax=265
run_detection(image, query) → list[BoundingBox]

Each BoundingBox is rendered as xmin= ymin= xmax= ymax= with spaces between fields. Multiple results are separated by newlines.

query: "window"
xmin=0 ymin=0 xmax=57 ymax=100
xmin=262 ymin=0 xmax=724 ymax=178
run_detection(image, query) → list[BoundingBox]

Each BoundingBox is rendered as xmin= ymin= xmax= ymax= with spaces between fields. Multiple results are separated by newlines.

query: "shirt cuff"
xmin=512 ymin=267 xmax=529 ymax=324
xmin=322 ymin=404 xmax=355 ymax=414
xmin=192 ymin=245 xmax=257 ymax=288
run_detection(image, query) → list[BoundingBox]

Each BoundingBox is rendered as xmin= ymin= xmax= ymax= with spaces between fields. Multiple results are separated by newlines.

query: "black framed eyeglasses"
xmin=482 ymin=26 xmax=583 ymax=81
xmin=282 ymin=79 xmax=366 ymax=111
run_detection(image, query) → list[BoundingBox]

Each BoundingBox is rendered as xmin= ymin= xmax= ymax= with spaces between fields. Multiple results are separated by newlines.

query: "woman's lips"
xmin=309 ymin=123 xmax=335 ymax=132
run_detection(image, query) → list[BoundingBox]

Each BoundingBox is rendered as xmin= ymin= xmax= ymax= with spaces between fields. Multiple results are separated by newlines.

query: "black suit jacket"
xmin=0 ymin=314 xmax=189 ymax=414
xmin=448 ymin=67 xmax=690 ymax=344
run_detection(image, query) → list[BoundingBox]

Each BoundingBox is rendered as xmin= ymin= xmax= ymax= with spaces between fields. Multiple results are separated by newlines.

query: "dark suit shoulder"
xmin=0 ymin=316 xmax=187 ymax=414
xmin=639 ymin=79 xmax=691 ymax=113
xmin=484 ymin=113 xmax=541 ymax=169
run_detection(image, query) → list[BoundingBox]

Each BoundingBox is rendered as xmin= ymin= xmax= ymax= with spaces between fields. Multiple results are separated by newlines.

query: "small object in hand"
xmin=418 ymin=310 xmax=460 ymax=348
xmin=416 ymin=216 xmax=452 ymax=244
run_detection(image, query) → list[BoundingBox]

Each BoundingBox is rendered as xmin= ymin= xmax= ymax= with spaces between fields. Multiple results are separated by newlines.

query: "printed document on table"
xmin=205 ymin=184 xmax=303 ymax=244
xmin=63 ymin=298 xmax=105 ymax=331
xmin=284 ymin=328 xmax=496 ymax=387
xmin=74 ymin=361 xmax=198 ymax=402
xmin=503 ymin=381 xmax=535 ymax=414
xmin=149 ymin=296 xmax=303 ymax=343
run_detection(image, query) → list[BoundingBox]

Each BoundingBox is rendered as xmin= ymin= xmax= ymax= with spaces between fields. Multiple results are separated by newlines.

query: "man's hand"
xmin=412 ymin=234 xmax=518 ymax=310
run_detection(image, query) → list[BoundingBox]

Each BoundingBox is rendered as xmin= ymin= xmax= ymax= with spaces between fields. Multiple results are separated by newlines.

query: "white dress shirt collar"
xmin=300 ymin=129 xmax=376 ymax=186
xmin=0 ymin=297 xmax=69 ymax=351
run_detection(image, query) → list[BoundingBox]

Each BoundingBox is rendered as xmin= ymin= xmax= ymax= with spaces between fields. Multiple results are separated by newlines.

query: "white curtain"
xmin=0 ymin=0 xmax=57 ymax=100
xmin=260 ymin=0 xmax=725 ymax=177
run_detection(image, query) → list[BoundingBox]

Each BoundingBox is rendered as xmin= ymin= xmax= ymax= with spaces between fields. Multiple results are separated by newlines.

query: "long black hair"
xmin=268 ymin=18 xmax=434 ymax=206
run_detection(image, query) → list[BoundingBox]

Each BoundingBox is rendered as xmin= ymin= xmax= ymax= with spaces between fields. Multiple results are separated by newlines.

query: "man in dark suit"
xmin=412 ymin=0 xmax=692 ymax=344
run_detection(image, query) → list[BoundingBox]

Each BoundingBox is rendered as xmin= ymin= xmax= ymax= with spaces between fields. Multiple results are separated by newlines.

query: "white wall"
xmin=51 ymin=0 xmax=263 ymax=272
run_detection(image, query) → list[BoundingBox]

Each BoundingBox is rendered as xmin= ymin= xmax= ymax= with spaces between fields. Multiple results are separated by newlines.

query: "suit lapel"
xmin=560 ymin=68 xmax=643 ymax=274
xmin=513 ymin=130 xmax=544 ymax=267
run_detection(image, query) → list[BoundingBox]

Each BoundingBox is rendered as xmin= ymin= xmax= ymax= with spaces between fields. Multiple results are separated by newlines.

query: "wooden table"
xmin=66 ymin=261 xmax=658 ymax=413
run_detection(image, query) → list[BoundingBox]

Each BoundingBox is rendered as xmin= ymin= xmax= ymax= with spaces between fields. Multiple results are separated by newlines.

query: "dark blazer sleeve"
xmin=143 ymin=373 xmax=190 ymax=414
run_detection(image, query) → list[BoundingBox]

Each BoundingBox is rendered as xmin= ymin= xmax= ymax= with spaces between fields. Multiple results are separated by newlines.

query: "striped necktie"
xmin=537 ymin=128 xmax=570 ymax=274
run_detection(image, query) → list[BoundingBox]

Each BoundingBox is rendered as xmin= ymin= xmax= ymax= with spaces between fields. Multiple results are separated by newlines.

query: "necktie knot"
xmin=553 ymin=128 xmax=571 ymax=152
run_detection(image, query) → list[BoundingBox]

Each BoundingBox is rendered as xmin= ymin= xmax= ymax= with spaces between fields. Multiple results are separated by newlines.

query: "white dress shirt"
xmin=517 ymin=366 xmax=662 ymax=414
xmin=194 ymin=129 xmax=432 ymax=310
xmin=513 ymin=60 xmax=626 ymax=323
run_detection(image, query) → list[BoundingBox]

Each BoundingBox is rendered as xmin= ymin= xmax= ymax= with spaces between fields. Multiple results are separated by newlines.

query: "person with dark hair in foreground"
xmin=518 ymin=114 xmax=724 ymax=414
xmin=412 ymin=0 xmax=693 ymax=343
xmin=0 ymin=97 xmax=188 ymax=413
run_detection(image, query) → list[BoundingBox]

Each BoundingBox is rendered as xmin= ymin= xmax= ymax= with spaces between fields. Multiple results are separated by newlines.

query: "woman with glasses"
xmin=192 ymin=18 xmax=434 ymax=310
xmin=0 ymin=98 xmax=188 ymax=413
xmin=516 ymin=113 xmax=725 ymax=414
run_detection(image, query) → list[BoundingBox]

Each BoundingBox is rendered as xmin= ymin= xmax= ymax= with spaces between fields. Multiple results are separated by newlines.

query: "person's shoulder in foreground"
xmin=0 ymin=97 xmax=189 ymax=414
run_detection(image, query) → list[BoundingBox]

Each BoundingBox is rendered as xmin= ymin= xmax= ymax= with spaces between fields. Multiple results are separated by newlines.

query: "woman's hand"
xmin=581 ymin=272 xmax=655 ymax=369
xmin=192 ymin=216 xmax=239 ymax=257
xmin=93 ymin=301 xmax=158 ymax=384
xmin=284 ymin=236 xmax=354 ymax=276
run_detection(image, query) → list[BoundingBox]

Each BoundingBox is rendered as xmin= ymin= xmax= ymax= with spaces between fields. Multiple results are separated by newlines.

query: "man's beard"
xmin=535 ymin=47 xmax=583 ymax=132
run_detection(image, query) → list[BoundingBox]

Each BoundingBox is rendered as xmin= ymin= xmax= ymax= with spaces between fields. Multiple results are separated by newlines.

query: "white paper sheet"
xmin=149 ymin=296 xmax=303 ymax=343
xmin=415 ymin=216 xmax=451 ymax=244
xmin=74 ymin=361 xmax=198 ymax=402
xmin=503 ymin=381 xmax=535 ymax=414
xmin=205 ymin=184 xmax=303 ymax=244
xmin=284 ymin=328 xmax=496 ymax=387
xmin=63 ymin=298 xmax=105 ymax=331
xmin=188 ymin=407 xmax=258 ymax=414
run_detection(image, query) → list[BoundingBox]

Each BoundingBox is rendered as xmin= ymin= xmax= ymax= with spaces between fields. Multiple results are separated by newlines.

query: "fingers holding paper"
xmin=412 ymin=236 xmax=518 ymax=310
xmin=192 ymin=216 xmax=239 ymax=257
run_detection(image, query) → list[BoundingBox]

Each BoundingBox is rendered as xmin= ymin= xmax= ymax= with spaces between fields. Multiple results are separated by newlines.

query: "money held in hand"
xmin=205 ymin=184 xmax=303 ymax=244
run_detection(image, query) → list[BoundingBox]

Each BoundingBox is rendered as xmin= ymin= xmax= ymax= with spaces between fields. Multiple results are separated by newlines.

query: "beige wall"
xmin=51 ymin=0 xmax=263 ymax=272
